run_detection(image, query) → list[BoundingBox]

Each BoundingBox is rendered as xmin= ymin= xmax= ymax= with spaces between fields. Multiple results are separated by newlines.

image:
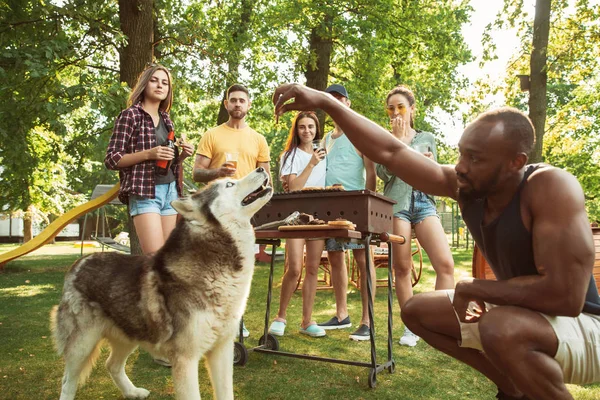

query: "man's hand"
xmin=273 ymin=84 xmax=328 ymax=122
xmin=218 ymin=162 xmax=236 ymax=177
xmin=453 ymin=280 xmax=487 ymax=323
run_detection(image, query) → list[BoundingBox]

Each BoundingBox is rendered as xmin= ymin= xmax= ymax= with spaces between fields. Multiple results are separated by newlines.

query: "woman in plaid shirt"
xmin=105 ymin=64 xmax=194 ymax=256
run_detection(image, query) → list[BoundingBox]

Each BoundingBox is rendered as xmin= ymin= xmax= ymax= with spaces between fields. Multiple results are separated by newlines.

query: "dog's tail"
xmin=50 ymin=306 xmax=60 ymax=353
xmin=50 ymin=304 xmax=103 ymax=386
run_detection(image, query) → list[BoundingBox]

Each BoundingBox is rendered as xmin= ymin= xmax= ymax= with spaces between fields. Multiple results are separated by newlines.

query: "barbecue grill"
xmin=252 ymin=189 xmax=396 ymax=234
xmin=236 ymin=189 xmax=402 ymax=388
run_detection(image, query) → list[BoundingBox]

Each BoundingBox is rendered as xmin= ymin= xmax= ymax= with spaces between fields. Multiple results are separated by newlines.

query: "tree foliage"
xmin=0 ymin=0 xmax=127 ymax=238
xmin=9 ymin=0 xmax=563 ymax=236
xmin=482 ymin=0 xmax=600 ymax=221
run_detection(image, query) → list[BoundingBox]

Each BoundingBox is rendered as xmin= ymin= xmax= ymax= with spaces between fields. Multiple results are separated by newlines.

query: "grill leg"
xmin=364 ymin=234 xmax=377 ymax=371
xmin=387 ymin=241 xmax=394 ymax=364
xmin=263 ymin=241 xmax=279 ymax=341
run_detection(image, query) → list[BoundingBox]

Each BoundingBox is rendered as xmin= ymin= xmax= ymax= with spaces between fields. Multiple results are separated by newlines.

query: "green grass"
xmin=0 ymin=243 xmax=599 ymax=399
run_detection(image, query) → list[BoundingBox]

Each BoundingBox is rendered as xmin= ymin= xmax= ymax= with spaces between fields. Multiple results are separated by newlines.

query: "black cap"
xmin=325 ymin=84 xmax=349 ymax=99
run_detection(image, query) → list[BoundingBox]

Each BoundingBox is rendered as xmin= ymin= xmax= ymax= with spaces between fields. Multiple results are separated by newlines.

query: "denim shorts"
xmin=325 ymin=238 xmax=365 ymax=252
xmin=394 ymin=190 xmax=438 ymax=225
xmin=129 ymin=181 xmax=178 ymax=217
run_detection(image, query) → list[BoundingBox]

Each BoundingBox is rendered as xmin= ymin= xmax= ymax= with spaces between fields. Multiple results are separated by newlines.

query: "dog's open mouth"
xmin=242 ymin=179 xmax=271 ymax=206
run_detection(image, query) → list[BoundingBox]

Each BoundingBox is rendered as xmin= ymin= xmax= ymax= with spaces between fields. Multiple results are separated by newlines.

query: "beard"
xmin=458 ymin=187 xmax=486 ymax=202
xmin=228 ymin=109 xmax=247 ymax=120
xmin=457 ymin=165 xmax=503 ymax=201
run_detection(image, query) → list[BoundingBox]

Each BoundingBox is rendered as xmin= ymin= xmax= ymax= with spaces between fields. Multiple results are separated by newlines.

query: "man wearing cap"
xmin=317 ymin=83 xmax=377 ymax=341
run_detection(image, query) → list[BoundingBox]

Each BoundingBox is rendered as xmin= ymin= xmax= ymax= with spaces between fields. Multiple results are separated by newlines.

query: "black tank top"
xmin=461 ymin=164 xmax=600 ymax=315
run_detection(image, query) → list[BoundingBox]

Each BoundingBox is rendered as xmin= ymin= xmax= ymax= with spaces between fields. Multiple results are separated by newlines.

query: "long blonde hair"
xmin=127 ymin=64 xmax=173 ymax=112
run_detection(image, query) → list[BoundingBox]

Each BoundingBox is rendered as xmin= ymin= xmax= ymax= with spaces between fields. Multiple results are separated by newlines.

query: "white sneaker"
xmin=399 ymin=327 xmax=420 ymax=347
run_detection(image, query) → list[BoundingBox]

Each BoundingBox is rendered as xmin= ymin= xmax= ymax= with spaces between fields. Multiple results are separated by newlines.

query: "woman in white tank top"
xmin=268 ymin=112 xmax=328 ymax=338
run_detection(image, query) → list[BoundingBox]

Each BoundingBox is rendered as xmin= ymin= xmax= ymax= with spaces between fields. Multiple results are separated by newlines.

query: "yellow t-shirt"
xmin=196 ymin=123 xmax=271 ymax=179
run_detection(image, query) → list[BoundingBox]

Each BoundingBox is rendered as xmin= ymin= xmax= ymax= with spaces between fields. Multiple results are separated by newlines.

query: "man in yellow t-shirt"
xmin=193 ymin=84 xmax=271 ymax=183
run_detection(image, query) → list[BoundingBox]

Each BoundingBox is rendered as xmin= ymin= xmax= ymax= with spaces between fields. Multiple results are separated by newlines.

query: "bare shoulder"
xmin=525 ymin=165 xmax=586 ymax=213
xmin=527 ymin=165 xmax=584 ymax=200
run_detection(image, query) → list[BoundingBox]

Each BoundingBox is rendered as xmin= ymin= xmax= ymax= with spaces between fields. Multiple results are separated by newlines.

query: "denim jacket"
xmin=376 ymin=131 xmax=437 ymax=214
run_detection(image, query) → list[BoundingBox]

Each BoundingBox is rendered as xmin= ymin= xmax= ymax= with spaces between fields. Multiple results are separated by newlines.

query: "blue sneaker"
xmin=299 ymin=323 xmax=326 ymax=337
xmin=269 ymin=320 xmax=286 ymax=336
xmin=318 ymin=315 xmax=351 ymax=330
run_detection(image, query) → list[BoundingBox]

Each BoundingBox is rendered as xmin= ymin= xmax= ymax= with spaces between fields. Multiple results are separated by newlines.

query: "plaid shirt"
xmin=105 ymin=103 xmax=182 ymax=204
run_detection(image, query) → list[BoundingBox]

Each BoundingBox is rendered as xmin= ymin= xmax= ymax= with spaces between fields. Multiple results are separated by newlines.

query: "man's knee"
xmin=401 ymin=295 xmax=424 ymax=328
xmin=478 ymin=307 xmax=525 ymax=354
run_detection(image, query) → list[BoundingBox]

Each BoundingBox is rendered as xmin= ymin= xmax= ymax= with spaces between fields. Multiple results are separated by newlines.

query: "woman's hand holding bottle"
xmin=148 ymin=145 xmax=174 ymax=161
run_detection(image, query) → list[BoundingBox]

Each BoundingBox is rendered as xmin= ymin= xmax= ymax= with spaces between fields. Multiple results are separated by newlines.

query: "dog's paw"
xmin=124 ymin=387 xmax=150 ymax=399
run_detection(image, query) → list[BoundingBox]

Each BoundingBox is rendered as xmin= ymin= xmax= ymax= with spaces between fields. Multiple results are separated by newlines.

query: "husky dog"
xmin=51 ymin=168 xmax=272 ymax=400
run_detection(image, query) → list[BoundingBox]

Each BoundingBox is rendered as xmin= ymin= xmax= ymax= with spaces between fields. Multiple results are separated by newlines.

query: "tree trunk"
xmin=304 ymin=17 xmax=333 ymax=130
xmin=118 ymin=0 xmax=154 ymax=88
xmin=217 ymin=61 xmax=240 ymax=125
xmin=528 ymin=0 xmax=551 ymax=163
xmin=23 ymin=204 xmax=34 ymax=243
xmin=216 ymin=0 xmax=254 ymax=125
xmin=118 ymin=0 xmax=155 ymax=255
xmin=216 ymin=92 xmax=230 ymax=125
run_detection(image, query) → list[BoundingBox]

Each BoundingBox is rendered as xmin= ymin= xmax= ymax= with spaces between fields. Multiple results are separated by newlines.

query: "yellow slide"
xmin=0 ymin=183 xmax=120 ymax=268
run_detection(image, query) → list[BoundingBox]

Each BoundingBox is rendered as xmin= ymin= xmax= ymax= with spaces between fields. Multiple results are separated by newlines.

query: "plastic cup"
xmin=225 ymin=152 xmax=238 ymax=169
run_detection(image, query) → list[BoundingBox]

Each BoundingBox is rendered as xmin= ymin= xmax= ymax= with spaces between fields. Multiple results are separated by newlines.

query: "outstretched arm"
xmin=454 ymin=168 xmax=595 ymax=319
xmin=273 ymin=84 xmax=458 ymax=199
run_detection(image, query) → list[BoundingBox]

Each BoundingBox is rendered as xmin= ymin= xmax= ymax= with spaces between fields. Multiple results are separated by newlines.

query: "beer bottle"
xmin=155 ymin=130 xmax=175 ymax=176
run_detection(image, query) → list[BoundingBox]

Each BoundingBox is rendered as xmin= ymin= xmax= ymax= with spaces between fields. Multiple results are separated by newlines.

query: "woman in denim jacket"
xmin=377 ymin=85 xmax=455 ymax=347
